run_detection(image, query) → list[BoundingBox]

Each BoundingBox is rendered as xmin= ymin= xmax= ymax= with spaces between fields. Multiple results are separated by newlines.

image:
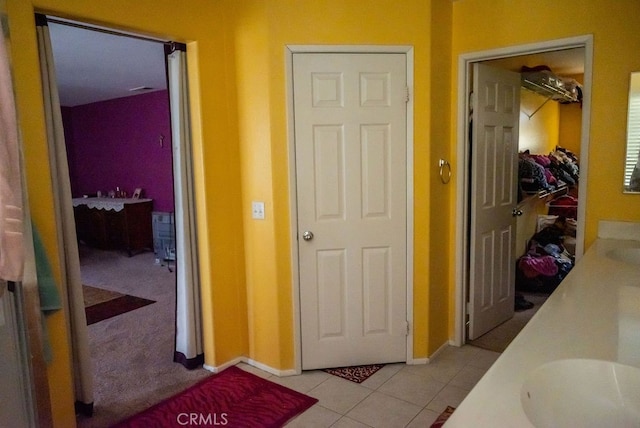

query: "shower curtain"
xmin=35 ymin=13 xmax=94 ymax=414
xmin=166 ymin=43 xmax=204 ymax=368
xmin=0 ymin=11 xmax=23 ymax=282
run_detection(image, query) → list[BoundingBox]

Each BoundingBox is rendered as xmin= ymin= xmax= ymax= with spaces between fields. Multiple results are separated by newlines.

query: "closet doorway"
xmin=454 ymin=35 xmax=593 ymax=348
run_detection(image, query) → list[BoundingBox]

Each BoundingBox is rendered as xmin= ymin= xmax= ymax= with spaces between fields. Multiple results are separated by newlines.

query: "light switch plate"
xmin=252 ymin=201 xmax=265 ymax=220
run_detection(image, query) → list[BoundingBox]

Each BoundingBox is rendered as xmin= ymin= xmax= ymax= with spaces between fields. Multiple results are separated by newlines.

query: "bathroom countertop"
xmin=445 ymin=238 xmax=640 ymax=427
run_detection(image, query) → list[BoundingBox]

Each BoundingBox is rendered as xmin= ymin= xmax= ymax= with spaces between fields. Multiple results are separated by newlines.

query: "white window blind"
xmin=625 ymin=91 xmax=640 ymax=189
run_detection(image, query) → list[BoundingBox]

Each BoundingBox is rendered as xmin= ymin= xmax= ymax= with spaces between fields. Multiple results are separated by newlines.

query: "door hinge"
xmin=405 ymin=86 xmax=410 ymax=103
xmin=405 ymin=320 xmax=410 ymax=336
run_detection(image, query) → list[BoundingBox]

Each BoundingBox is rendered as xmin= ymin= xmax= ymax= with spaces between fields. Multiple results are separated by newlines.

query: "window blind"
xmin=625 ymin=92 xmax=640 ymax=188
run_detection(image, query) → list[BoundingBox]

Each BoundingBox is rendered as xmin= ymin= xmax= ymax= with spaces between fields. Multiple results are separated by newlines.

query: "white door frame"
xmin=286 ymin=45 xmax=415 ymax=374
xmin=453 ymin=35 xmax=594 ymax=346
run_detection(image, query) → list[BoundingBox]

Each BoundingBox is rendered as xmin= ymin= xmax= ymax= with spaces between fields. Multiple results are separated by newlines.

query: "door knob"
xmin=512 ymin=208 xmax=523 ymax=217
xmin=302 ymin=231 xmax=314 ymax=241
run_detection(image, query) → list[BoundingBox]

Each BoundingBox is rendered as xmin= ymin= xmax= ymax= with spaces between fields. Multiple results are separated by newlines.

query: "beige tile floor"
xmin=237 ymin=345 xmax=500 ymax=428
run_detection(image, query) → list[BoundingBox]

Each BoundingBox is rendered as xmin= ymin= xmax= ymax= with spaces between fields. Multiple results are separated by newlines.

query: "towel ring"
xmin=439 ymin=159 xmax=452 ymax=184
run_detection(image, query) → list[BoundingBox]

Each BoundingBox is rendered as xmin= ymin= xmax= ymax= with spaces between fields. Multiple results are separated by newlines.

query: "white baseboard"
xmin=246 ymin=358 xmax=297 ymax=377
xmin=203 ymin=356 xmax=245 ymax=373
xmin=204 ymin=357 xmax=297 ymax=377
xmin=427 ymin=341 xmax=450 ymax=363
xmin=408 ymin=357 xmax=428 ymax=365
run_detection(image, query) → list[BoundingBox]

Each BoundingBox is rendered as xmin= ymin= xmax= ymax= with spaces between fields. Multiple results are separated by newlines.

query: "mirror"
xmin=625 ymin=72 xmax=640 ymax=192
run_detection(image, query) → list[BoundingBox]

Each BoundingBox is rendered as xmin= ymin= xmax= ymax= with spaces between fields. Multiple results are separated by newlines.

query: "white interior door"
xmin=468 ymin=63 xmax=520 ymax=340
xmin=294 ymin=52 xmax=407 ymax=370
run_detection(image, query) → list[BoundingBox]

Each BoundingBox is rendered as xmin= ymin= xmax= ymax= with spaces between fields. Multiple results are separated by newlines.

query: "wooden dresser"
xmin=72 ymin=197 xmax=153 ymax=256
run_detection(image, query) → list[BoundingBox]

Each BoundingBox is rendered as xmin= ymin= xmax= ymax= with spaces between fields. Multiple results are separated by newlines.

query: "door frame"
xmin=453 ymin=35 xmax=594 ymax=346
xmin=285 ymin=45 xmax=415 ymax=373
xmin=43 ymin=13 xmax=202 ymax=375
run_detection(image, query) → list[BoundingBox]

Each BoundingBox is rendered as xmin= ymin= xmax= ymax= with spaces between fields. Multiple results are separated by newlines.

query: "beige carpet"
xmin=75 ymin=245 xmax=210 ymax=428
xmin=82 ymin=284 xmax=124 ymax=307
xmin=468 ymin=292 xmax=548 ymax=353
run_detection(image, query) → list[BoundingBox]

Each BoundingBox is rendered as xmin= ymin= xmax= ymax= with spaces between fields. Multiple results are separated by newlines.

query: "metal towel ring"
xmin=439 ymin=159 xmax=452 ymax=184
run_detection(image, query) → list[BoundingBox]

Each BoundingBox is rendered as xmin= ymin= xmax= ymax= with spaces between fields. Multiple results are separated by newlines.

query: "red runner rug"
xmin=113 ymin=366 xmax=318 ymax=428
xmin=430 ymin=406 xmax=455 ymax=428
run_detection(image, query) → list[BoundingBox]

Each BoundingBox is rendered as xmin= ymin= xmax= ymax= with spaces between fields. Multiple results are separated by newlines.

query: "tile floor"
xmin=237 ymin=345 xmax=501 ymax=428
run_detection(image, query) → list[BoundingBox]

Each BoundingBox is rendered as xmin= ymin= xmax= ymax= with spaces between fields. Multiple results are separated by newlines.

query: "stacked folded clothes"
xmin=518 ymin=147 xmax=579 ymax=199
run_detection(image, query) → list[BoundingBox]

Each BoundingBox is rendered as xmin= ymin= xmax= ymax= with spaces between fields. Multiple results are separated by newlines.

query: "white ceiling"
xmin=48 ymin=21 xmax=167 ymax=107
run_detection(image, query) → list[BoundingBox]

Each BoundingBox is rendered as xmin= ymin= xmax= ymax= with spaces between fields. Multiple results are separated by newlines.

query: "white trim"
xmin=204 ymin=357 xmax=297 ymax=377
xmin=407 ymin=340 xmax=448 ymax=366
xmin=428 ymin=341 xmax=450 ymax=362
xmin=285 ymin=45 xmax=415 ymax=371
xmin=246 ymin=359 xmax=298 ymax=377
xmin=203 ymin=357 xmax=244 ymax=373
xmin=405 ymin=48 xmax=415 ymax=366
xmin=284 ymin=46 xmax=302 ymax=375
xmin=287 ymin=45 xmax=413 ymax=54
xmin=453 ymin=35 xmax=594 ymax=347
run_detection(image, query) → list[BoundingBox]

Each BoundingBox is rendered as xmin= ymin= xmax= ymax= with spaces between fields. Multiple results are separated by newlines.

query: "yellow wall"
xmin=519 ymin=89 xmax=560 ymax=154
xmin=452 ymin=0 xmax=640 ymax=250
xmin=9 ymin=1 xmax=454 ymax=425
xmin=559 ymin=102 xmax=583 ymax=156
xmin=558 ymin=73 xmax=584 ymax=156
xmin=226 ymin=0 xmax=451 ymax=369
xmin=451 ymin=0 xmax=640 ymax=339
xmin=428 ymin=0 xmax=453 ymax=355
xmin=11 ymin=0 xmax=640 ymax=425
xmin=7 ymin=1 xmax=248 ymax=426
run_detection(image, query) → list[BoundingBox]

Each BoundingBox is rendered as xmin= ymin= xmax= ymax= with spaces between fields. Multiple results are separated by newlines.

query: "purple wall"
xmin=62 ymin=90 xmax=174 ymax=212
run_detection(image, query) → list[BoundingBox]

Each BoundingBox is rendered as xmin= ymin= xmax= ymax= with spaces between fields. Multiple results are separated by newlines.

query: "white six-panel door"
xmin=293 ymin=53 xmax=407 ymax=370
xmin=468 ymin=63 xmax=521 ymax=340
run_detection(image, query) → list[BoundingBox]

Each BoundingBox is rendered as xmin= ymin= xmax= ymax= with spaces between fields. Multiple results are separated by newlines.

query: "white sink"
xmin=607 ymin=247 xmax=640 ymax=265
xmin=520 ymin=359 xmax=640 ymax=428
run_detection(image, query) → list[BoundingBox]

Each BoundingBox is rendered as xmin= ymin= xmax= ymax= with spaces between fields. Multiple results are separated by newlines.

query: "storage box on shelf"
xmin=152 ymin=211 xmax=176 ymax=262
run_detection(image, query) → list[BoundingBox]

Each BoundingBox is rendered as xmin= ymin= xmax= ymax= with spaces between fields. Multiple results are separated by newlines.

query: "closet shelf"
xmin=520 ymin=184 xmax=568 ymax=207
xmin=522 ymin=77 xmax=577 ymax=103
xmin=520 ymin=70 xmax=578 ymax=119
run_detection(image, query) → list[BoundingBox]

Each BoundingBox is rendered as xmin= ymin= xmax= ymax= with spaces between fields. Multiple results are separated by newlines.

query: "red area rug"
xmin=113 ymin=366 xmax=318 ymax=428
xmin=323 ymin=364 xmax=385 ymax=383
xmin=430 ymin=406 xmax=455 ymax=428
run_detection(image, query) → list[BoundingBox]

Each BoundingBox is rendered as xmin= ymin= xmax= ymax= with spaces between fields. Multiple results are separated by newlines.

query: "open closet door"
xmin=468 ymin=63 xmax=520 ymax=340
xmin=35 ymin=14 xmax=94 ymax=414
xmin=166 ymin=43 xmax=204 ymax=368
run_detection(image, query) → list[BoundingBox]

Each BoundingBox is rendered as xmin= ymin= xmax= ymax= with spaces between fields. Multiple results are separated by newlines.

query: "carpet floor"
xmin=83 ymin=285 xmax=155 ymax=325
xmin=76 ymin=246 xmax=211 ymax=428
xmin=113 ymin=366 xmax=318 ymax=428
xmin=83 ymin=284 xmax=124 ymax=306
